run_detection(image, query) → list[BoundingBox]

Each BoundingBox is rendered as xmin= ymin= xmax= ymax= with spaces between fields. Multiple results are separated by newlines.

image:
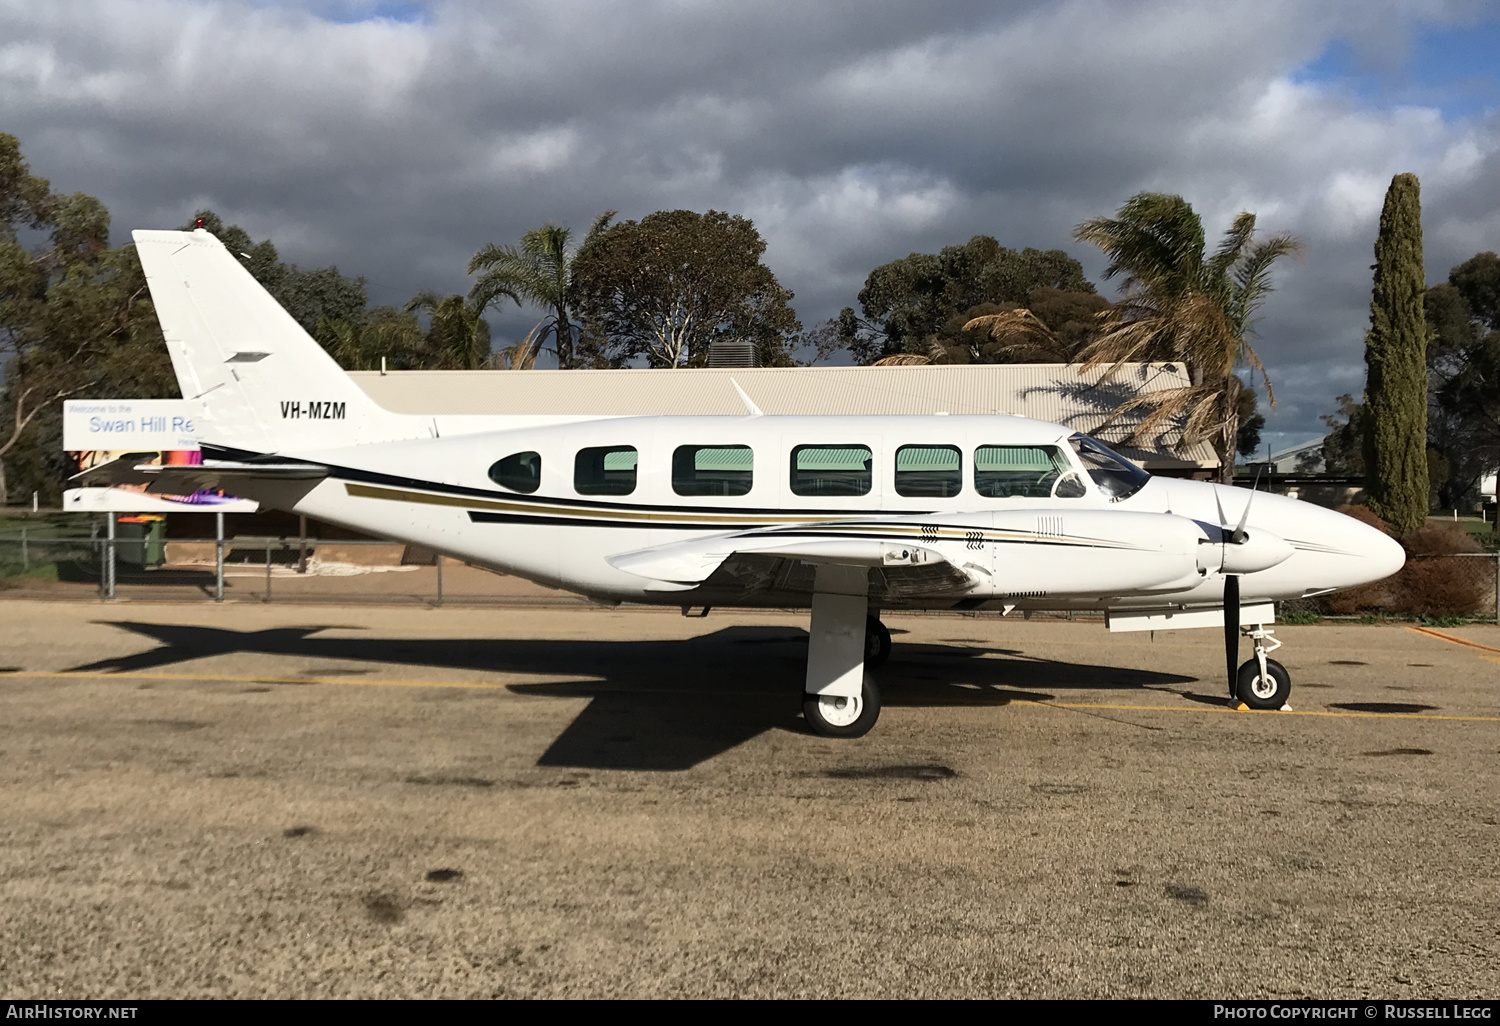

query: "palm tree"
xmin=468 ymin=212 xmax=614 ymax=370
xmin=1068 ymin=193 xmax=1301 ymax=483
xmin=404 ymin=291 xmax=491 ymax=370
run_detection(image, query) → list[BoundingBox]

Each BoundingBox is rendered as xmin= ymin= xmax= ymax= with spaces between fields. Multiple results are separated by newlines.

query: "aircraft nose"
xmin=1368 ymin=525 xmax=1410 ymax=582
xmin=1352 ymin=520 xmax=1406 ymax=584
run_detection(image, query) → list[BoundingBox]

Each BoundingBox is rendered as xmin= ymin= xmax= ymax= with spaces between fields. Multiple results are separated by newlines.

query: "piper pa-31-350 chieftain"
xmin=80 ymin=228 xmax=1405 ymax=738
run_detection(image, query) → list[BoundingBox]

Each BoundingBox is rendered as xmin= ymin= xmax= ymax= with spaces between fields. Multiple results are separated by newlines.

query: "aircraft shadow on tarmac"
xmin=73 ymin=622 xmax=1196 ymax=771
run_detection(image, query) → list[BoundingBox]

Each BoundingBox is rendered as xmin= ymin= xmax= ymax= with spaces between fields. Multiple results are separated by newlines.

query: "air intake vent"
xmin=707 ymin=340 xmax=759 ymax=368
xmin=1035 ymin=515 xmax=1064 ymax=539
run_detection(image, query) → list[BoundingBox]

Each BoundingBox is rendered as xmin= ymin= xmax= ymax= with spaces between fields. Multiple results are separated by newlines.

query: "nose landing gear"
xmin=1234 ymin=624 xmax=1290 ymax=710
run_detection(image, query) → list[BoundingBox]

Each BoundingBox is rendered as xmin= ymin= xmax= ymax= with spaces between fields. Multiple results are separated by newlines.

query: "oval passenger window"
xmin=489 ymin=451 xmax=542 ymax=494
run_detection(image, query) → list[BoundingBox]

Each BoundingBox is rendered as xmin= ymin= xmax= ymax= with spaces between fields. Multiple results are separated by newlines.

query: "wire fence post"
xmin=264 ymin=541 xmax=272 ymax=602
xmin=214 ymin=512 xmax=225 ymax=602
xmin=104 ymin=514 xmax=116 ymax=601
xmin=20 ymin=527 xmax=27 ymax=571
xmin=436 ymin=554 xmax=443 ymax=606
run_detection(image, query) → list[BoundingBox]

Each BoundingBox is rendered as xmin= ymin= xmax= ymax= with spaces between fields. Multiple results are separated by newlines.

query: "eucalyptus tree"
xmin=571 ymin=209 xmax=800 ymax=368
xmin=1066 ymin=192 xmax=1301 ymax=484
xmin=468 ymin=213 xmax=614 ymax=370
xmin=838 ymin=236 xmax=1095 ymax=363
xmin=1 ymin=134 xmax=174 ymax=504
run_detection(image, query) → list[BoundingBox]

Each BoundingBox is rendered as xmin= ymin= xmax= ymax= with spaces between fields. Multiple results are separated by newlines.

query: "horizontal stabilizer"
xmin=72 ymin=456 xmax=327 ymax=495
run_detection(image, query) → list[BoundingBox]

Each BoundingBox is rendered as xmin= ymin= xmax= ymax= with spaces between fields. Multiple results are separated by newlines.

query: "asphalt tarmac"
xmin=0 ymin=600 xmax=1497 ymax=999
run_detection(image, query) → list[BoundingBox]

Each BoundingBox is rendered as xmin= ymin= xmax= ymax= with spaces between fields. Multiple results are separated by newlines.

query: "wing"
xmin=606 ymin=518 xmax=982 ymax=597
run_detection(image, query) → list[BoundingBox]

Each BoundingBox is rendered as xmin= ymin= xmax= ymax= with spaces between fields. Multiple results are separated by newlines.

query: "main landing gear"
xmin=864 ymin=614 xmax=891 ymax=668
xmin=803 ymin=613 xmax=890 ymax=738
xmin=801 ymin=566 xmax=889 ymax=738
xmin=1234 ymin=624 xmax=1290 ymax=710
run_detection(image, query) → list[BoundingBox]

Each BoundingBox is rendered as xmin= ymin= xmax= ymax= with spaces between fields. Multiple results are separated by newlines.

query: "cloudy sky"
xmin=5 ymin=0 xmax=1499 ymax=452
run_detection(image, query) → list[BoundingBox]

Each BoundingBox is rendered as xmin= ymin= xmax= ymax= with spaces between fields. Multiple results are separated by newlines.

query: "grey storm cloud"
xmin=3 ymin=0 xmax=1498 ymax=449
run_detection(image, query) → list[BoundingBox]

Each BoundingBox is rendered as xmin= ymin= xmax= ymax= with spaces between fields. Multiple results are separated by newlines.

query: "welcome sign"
xmin=62 ymin=399 xmax=200 ymax=452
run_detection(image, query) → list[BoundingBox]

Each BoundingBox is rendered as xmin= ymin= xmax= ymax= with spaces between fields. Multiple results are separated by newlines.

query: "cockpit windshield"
xmin=1066 ymin=433 xmax=1151 ymax=501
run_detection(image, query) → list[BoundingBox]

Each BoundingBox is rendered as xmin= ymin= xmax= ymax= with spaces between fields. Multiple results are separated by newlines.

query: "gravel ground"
xmin=0 ymin=600 xmax=1496 ymax=999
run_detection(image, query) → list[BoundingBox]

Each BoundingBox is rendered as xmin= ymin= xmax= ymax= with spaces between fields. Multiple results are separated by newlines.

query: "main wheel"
xmin=803 ymin=677 xmax=882 ymax=738
xmin=1236 ymin=657 xmax=1290 ymax=710
xmin=864 ymin=615 xmax=892 ymax=668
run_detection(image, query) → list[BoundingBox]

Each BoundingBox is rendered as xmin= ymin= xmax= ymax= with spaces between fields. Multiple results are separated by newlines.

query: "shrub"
xmin=1322 ymin=505 xmax=1399 ymax=614
xmin=1391 ymin=526 xmax=1490 ymax=616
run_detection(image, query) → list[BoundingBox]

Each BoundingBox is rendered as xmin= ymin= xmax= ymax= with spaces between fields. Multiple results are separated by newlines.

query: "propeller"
xmin=1218 ymin=471 xmax=1258 ymax=698
xmin=1224 ymin=573 xmax=1240 ymax=698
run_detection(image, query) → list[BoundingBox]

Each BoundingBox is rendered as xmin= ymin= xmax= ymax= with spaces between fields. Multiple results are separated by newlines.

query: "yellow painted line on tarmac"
xmin=0 ymin=668 xmax=522 ymax=690
xmin=1407 ymin=626 xmax=1500 ymax=656
xmin=1016 ymin=699 xmax=1500 ymax=723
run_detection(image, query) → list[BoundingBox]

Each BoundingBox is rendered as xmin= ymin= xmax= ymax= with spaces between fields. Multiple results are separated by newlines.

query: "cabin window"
xmin=1067 ymin=433 xmax=1150 ymax=501
xmin=894 ymin=444 xmax=962 ymax=498
xmin=489 ymin=451 xmax=541 ymax=494
xmin=574 ymin=445 xmax=638 ymax=496
xmin=790 ymin=444 xmax=872 ymax=497
xmin=673 ymin=444 xmax=753 ymax=496
xmin=974 ymin=445 xmax=1077 ymax=498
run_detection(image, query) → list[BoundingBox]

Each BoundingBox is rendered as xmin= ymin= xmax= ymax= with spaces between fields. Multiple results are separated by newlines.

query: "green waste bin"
xmin=115 ymin=519 xmax=166 ymax=568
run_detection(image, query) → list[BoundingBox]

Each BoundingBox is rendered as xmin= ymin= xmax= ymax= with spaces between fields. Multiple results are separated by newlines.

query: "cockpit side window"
xmin=489 ymin=451 xmax=541 ymax=494
xmin=1066 ymin=433 xmax=1150 ymax=501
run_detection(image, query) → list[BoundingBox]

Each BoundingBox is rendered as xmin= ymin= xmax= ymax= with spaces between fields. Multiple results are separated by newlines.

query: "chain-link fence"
xmin=1 ymin=515 xmax=1497 ymax=619
xmin=0 ymin=524 xmax=585 ymax=606
xmin=1278 ymin=552 xmax=1499 ymax=622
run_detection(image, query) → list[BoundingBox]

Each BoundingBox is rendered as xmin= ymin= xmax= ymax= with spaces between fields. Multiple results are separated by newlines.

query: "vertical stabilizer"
xmin=133 ymin=228 xmax=420 ymax=453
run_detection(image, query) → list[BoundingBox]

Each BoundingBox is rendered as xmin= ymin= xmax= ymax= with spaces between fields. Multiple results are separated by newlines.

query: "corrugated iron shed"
xmin=349 ymin=363 xmax=1217 ymax=471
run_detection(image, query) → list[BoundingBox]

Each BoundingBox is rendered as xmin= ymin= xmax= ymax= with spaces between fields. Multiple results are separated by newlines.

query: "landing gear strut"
xmin=802 ymin=566 xmax=883 ymax=738
xmin=1235 ymin=624 xmax=1290 ymax=710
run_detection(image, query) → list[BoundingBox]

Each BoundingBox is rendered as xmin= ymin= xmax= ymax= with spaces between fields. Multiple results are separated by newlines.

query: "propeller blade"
xmin=1224 ymin=574 xmax=1240 ymax=698
xmin=1230 ymin=468 xmax=1263 ymax=545
xmin=1231 ymin=489 xmax=1254 ymax=545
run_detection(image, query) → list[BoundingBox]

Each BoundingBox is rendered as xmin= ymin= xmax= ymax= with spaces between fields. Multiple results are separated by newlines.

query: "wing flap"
xmin=606 ymin=521 xmax=983 ymax=600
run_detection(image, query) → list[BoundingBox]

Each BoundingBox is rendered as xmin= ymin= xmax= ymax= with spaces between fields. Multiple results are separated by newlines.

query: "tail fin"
xmin=133 ymin=228 xmax=419 ymax=454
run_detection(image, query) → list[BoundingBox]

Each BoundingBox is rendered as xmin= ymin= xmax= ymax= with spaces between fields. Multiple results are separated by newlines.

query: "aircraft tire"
xmin=865 ymin=616 xmax=892 ymax=668
xmin=1236 ymin=657 xmax=1290 ymax=710
xmin=803 ymin=677 xmax=881 ymax=738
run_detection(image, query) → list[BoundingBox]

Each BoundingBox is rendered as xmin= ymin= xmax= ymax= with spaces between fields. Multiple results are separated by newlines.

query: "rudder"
xmin=133 ymin=228 xmax=419 ymax=453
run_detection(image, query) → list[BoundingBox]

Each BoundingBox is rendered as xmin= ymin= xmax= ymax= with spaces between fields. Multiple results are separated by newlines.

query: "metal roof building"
xmin=348 ymin=362 xmax=1217 ymax=474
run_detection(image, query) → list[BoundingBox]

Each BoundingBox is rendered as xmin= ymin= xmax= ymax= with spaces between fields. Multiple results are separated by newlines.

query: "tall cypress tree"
xmin=1363 ymin=173 xmax=1429 ymax=536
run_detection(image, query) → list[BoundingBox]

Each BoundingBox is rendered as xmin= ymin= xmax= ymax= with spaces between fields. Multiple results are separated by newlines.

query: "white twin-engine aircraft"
xmin=82 ymin=229 xmax=1405 ymax=738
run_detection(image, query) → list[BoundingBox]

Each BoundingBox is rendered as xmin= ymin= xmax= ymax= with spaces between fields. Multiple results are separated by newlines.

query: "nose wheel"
xmin=1236 ymin=656 xmax=1290 ymax=709
xmin=1233 ymin=624 xmax=1291 ymax=710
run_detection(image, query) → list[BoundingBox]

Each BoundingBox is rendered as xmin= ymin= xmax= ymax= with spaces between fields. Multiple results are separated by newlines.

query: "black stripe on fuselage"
xmin=205 ymin=443 xmax=929 ymax=520
xmin=467 ymin=511 xmax=755 ymax=530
